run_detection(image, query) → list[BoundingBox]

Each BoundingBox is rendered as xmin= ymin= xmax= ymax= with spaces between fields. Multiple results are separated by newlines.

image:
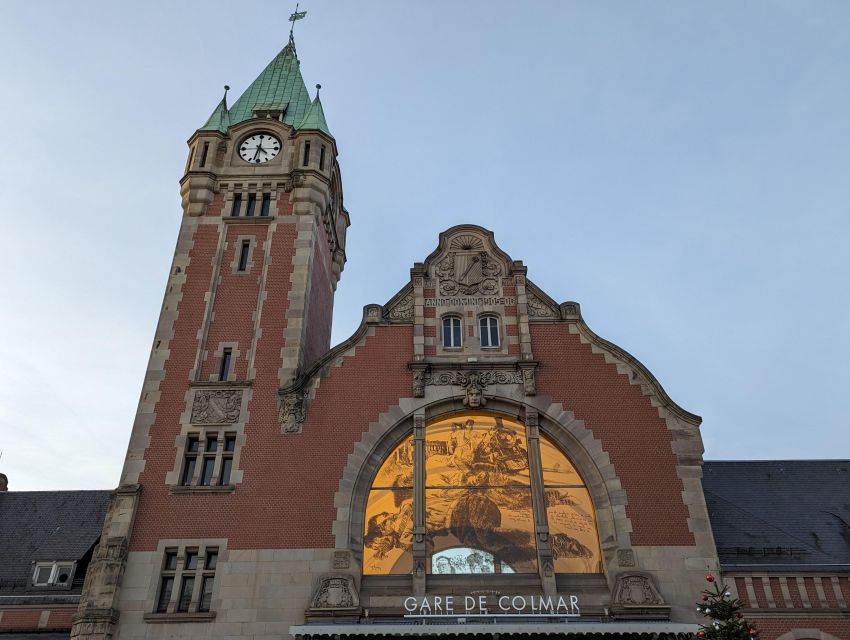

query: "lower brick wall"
xmin=748 ymin=617 xmax=850 ymax=640
xmin=0 ymin=606 xmax=76 ymax=632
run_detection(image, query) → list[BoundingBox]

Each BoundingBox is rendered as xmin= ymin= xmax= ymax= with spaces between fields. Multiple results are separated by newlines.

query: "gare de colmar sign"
xmin=403 ymin=594 xmax=581 ymax=618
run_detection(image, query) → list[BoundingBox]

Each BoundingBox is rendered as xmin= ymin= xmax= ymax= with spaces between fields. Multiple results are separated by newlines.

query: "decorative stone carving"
xmin=560 ymin=301 xmax=582 ymax=319
xmin=283 ymin=171 xmax=305 ymax=192
xmin=617 ymin=548 xmax=636 ymax=567
xmin=383 ymin=291 xmax=413 ymax=321
xmin=279 ymin=391 xmax=307 ymax=433
xmin=332 ymin=550 xmax=350 ymax=570
xmin=463 ymin=372 xmax=487 ymax=408
xmin=435 ymin=250 xmax=502 ymax=297
xmin=613 ymin=572 xmax=665 ymax=606
xmin=543 ymin=561 xmax=554 ymax=578
xmin=309 ymin=574 xmax=360 ymax=611
xmin=411 ymin=365 xmax=428 ymax=398
xmin=94 ymin=537 xmax=129 ymax=564
xmin=520 ymin=366 xmax=536 ymax=396
xmin=526 ymin=291 xmax=559 ymax=319
xmin=424 ymin=369 xmax=523 ymax=387
xmin=191 ymin=389 xmax=243 ymax=424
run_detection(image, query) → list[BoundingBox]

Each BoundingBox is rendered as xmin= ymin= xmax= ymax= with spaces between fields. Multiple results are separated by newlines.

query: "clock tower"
xmin=71 ymin=35 xmax=347 ymax=640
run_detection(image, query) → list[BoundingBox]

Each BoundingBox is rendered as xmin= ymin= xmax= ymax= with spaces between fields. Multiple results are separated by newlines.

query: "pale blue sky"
xmin=1 ymin=1 xmax=848 ymax=490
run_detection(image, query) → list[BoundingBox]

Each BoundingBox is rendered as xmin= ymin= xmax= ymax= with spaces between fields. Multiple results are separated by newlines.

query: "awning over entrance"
xmin=290 ymin=622 xmax=698 ymax=639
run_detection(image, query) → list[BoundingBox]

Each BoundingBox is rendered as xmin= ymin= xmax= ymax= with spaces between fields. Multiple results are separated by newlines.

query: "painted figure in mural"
xmin=433 ymin=555 xmax=455 ymax=574
xmin=364 ymin=495 xmax=413 ymax=560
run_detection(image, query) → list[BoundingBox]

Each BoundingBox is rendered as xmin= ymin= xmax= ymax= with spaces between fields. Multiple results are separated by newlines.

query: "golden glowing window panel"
xmin=362 ymin=416 xmax=603 ymax=575
xmin=540 ymin=435 xmax=582 ymax=486
xmin=372 ymin=434 xmax=414 ymax=488
xmin=363 ymin=436 xmax=414 ymax=575
xmin=545 ymin=488 xmax=602 ymax=573
xmin=363 ymin=488 xmax=413 ymax=574
xmin=427 ymin=487 xmax=536 ymax=573
xmin=426 ymin=415 xmax=530 ymax=487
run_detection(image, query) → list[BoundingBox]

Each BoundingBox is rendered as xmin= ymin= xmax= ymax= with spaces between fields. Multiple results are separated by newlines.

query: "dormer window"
xmin=479 ymin=315 xmax=500 ymax=348
xmin=32 ymin=561 xmax=75 ymax=587
xmin=442 ymin=316 xmax=462 ymax=349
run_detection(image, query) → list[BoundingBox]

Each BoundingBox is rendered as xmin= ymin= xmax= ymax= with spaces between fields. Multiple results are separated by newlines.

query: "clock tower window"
xmin=245 ymin=193 xmax=257 ymax=217
xmin=260 ymin=193 xmax=271 ymax=217
xmin=231 ymin=194 xmax=242 ymax=217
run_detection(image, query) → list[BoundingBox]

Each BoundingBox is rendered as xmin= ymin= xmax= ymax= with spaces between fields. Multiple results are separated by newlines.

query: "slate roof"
xmin=0 ymin=490 xmax=111 ymax=591
xmin=703 ymin=460 xmax=850 ymax=571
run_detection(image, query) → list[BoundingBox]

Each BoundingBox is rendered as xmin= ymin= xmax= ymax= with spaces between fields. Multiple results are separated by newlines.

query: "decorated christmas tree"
xmin=696 ymin=573 xmax=760 ymax=639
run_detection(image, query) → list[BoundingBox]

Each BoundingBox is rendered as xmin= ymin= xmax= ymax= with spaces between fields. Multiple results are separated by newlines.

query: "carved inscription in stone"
xmin=279 ymin=391 xmax=306 ymax=433
xmin=613 ymin=572 xmax=665 ymax=606
xmin=332 ymin=550 xmax=350 ymax=570
xmin=309 ymin=574 xmax=360 ymax=610
xmin=191 ymin=389 xmax=242 ymax=424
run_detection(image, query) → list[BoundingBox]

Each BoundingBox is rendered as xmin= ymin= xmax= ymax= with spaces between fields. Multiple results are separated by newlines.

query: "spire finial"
xmin=222 ymin=85 xmax=230 ymax=109
xmin=315 ymin=83 xmax=321 ymax=98
xmin=288 ymin=3 xmax=307 ymax=47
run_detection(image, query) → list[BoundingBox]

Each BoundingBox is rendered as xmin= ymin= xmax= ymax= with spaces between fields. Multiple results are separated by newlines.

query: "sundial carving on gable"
xmin=431 ymin=232 xmax=507 ymax=299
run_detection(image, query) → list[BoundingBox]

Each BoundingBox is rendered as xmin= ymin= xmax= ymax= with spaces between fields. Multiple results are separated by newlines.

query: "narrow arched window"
xmin=442 ymin=316 xmax=462 ymax=348
xmin=479 ymin=315 xmax=500 ymax=348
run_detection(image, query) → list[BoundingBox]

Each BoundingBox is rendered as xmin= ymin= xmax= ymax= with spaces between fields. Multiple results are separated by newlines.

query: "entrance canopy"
xmin=290 ymin=621 xmax=697 ymax=639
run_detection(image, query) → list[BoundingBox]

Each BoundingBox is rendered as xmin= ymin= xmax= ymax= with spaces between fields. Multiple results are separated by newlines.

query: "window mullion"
xmin=525 ymin=409 xmax=556 ymax=594
xmin=412 ymin=414 xmax=426 ymax=594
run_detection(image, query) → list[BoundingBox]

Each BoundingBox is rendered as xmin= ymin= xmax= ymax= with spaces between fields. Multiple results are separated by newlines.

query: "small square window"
xmin=33 ymin=565 xmax=53 ymax=586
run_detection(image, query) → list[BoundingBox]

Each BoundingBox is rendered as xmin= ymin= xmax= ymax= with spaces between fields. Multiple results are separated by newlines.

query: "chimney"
xmin=0 ymin=473 xmax=7 ymax=492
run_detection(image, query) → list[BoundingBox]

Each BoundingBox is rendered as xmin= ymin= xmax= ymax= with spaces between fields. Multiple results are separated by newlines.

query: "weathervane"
xmin=289 ymin=3 xmax=307 ymax=46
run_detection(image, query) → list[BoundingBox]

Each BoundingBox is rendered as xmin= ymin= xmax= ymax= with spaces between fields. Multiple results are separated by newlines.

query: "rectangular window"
xmin=33 ymin=564 xmax=53 ymax=586
xmin=246 ymin=193 xmax=256 ymax=217
xmin=198 ymin=576 xmax=215 ymax=612
xmin=442 ymin=317 xmax=462 ymax=348
xmin=155 ymin=549 xmax=178 ymax=613
xmin=260 ymin=193 xmax=271 ymax=216
xmin=480 ymin=316 xmax=500 ymax=348
xmin=302 ymin=141 xmax=311 ymax=167
xmin=237 ymin=240 xmax=250 ymax=272
xmin=156 ymin=576 xmax=174 ymax=613
xmin=319 ymin=145 xmax=326 ymax=171
xmin=176 ymin=576 xmax=195 ymax=612
xmin=199 ymin=141 xmax=209 ymax=168
xmin=154 ymin=545 xmax=219 ymax=616
xmin=231 ymin=193 xmax=242 ymax=217
xmin=219 ymin=348 xmax=232 ymax=381
xmin=200 ymin=457 xmax=216 ymax=486
xmin=178 ymin=431 xmax=237 ymax=488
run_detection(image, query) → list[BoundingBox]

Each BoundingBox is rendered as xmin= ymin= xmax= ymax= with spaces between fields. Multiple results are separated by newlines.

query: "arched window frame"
xmin=478 ymin=314 xmax=500 ymax=348
xmin=360 ymin=410 xmax=604 ymax=578
xmin=441 ymin=315 xmax=463 ymax=349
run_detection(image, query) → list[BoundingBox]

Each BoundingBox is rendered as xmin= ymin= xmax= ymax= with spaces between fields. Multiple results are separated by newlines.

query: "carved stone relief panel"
xmin=308 ymin=574 xmax=360 ymax=611
xmin=526 ymin=289 xmax=560 ymax=319
xmin=612 ymin=572 xmax=665 ymax=606
xmin=279 ymin=390 xmax=307 ymax=433
xmin=191 ymin=389 xmax=243 ymax=424
xmin=383 ymin=290 xmax=413 ymax=322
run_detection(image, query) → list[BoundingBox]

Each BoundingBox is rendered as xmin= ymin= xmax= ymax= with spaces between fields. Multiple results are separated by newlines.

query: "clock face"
xmin=239 ymin=133 xmax=281 ymax=164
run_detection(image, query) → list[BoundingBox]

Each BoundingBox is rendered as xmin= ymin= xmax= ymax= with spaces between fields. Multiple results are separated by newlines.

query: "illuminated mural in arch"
xmin=363 ymin=414 xmax=602 ymax=575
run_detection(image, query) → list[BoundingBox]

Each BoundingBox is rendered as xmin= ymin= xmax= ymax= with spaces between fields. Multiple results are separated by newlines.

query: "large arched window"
xmin=363 ymin=414 xmax=602 ymax=576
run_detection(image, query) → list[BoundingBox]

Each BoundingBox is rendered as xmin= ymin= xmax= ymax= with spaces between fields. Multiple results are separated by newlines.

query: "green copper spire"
xmin=201 ymin=85 xmax=232 ymax=133
xmin=209 ymin=41 xmax=313 ymax=132
xmin=297 ymin=84 xmax=333 ymax=138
